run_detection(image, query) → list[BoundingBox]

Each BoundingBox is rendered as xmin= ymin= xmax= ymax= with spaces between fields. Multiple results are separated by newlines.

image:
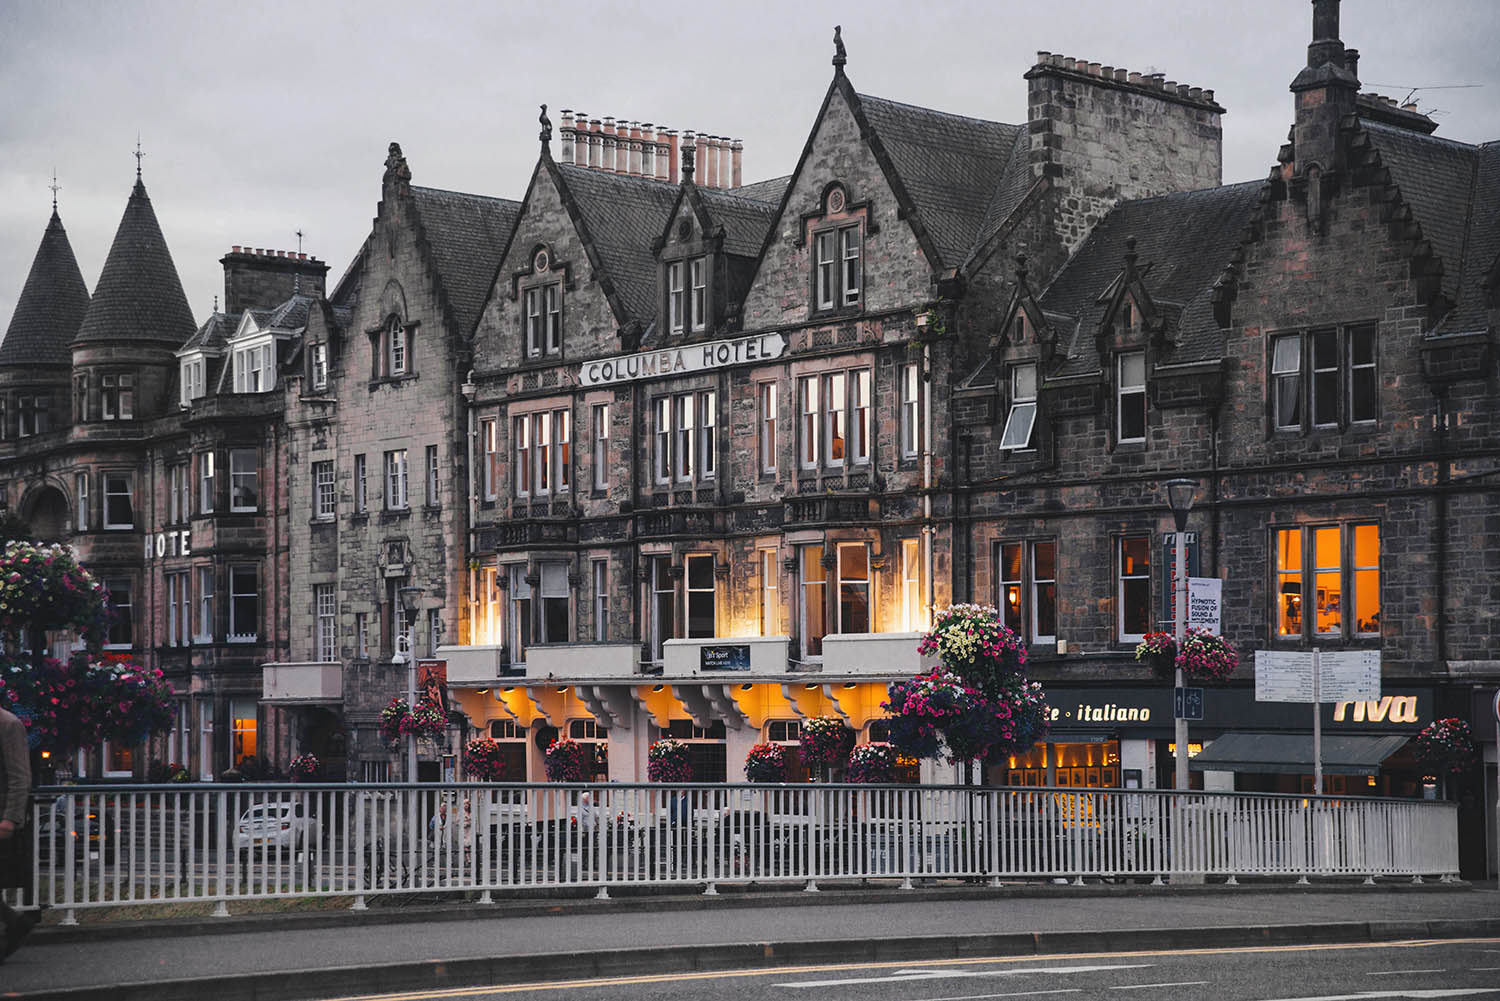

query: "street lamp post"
xmin=1164 ymin=478 xmax=1198 ymax=793
xmin=396 ymin=585 xmax=425 ymax=782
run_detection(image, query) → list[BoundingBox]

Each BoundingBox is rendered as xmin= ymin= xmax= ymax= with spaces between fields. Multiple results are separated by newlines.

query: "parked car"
xmin=234 ymin=801 xmax=319 ymax=863
xmin=36 ymin=797 xmax=105 ymax=865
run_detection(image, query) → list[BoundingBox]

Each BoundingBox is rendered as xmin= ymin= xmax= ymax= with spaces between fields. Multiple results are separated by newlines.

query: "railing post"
xmin=212 ymin=788 xmax=230 ymax=918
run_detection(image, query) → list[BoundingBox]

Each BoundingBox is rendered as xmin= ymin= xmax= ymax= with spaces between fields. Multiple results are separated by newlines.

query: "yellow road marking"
xmin=321 ymin=937 xmax=1500 ymax=1001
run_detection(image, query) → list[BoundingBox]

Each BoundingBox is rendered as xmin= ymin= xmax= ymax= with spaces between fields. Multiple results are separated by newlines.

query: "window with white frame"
xmin=477 ymin=566 xmax=500 ymax=646
xmin=101 ymin=373 xmax=134 ymax=419
xmin=797 ymin=370 xmax=871 ymax=470
xmin=104 ymin=577 xmax=132 ymax=648
xmin=901 ymin=537 xmax=924 ymax=632
xmin=481 ymin=418 xmax=499 ymax=501
xmin=900 ymin=362 xmax=922 ymax=458
xmin=234 ymin=344 xmax=271 ymax=393
xmin=169 ymin=463 xmax=190 ymax=525
xmin=230 ymin=697 xmax=258 ymax=769
xmin=1118 ymin=535 xmax=1150 ymax=642
xmin=387 ymin=316 xmax=408 ymax=376
xmin=997 ymin=539 xmax=1057 ymax=645
xmin=103 ymin=472 xmax=134 ymax=529
xmin=758 ymin=383 xmax=778 ymax=474
xmin=315 ymin=584 xmax=336 ymax=661
xmin=425 ymin=444 xmax=440 ymax=507
xmin=1117 ymin=351 xmax=1146 ymax=443
xmin=199 ymin=452 xmax=215 ymax=514
xmin=427 ymin=608 xmax=441 ymax=658
xmin=999 ymin=362 xmax=1038 ymax=450
xmin=799 ymin=546 xmax=826 ymax=659
xmin=1270 ymin=324 xmax=1378 ymax=432
xmin=195 ymin=566 xmax=215 ymax=642
xmin=539 ymin=562 xmax=569 ymax=644
xmin=355 ymin=611 xmax=370 ymax=659
xmin=313 ymin=461 xmax=335 ymax=520
xmin=653 ymin=391 xmax=715 ymax=486
xmin=166 ymin=571 xmax=190 ymax=647
xmin=647 ymin=555 xmax=675 ymax=666
xmin=75 ymin=472 xmax=89 ymax=532
xmin=353 ymin=454 xmax=367 ymax=514
xmin=515 ymin=409 xmax=570 ymax=498
xmin=229 ymin=448 xmax=258 ymax=512
xmin=765 ymin=720 xmax=811 ymax=783
xmin=514 ymin=416 xmax=531 ymax=498
xmin=523 ymin=284 xmax=562 ymax=358
xmin=684 ymin=554 xmax=716 ymax=638
xmin=667 ymin=256 xmax=708 ymax=334
xmin=507 ymin=565 xmax=531 ymax=665
xmin=835 ymin=542 xmax=870 ymax=634
xmin=1275 ymin=523 xmax=1380 ymax=640
xmin=310 ymin=342 xmax=328 ymax=390
xmin=592 ymin=404 xmax=609 ymax=491
xmin=384 ymin=449 xmax=408 ymax=509
xmin=760 ymin=548 xmax=779 ymax=636
xmin=228 ymin=564 xmax=258 ymax=642
xmin=180 ymin=358 xmax=205 ymax=406
xmin=813 ymin=224 xmax=862 ymax=310
xmin=592 ymin=559 xmax=609 ymax=642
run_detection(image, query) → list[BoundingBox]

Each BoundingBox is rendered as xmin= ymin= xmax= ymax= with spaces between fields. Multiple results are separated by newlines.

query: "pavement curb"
xmin=25 ymin=877 xmax=1473 ymax=946
xmin=13 ymin=913 xmax=1500 ymax=1001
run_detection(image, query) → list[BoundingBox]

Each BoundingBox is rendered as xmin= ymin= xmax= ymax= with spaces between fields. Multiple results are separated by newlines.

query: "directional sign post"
xmin=1254 ymin=649 xmax=1381 ymax=796
xmin=1174 ymin=687 xmax=1204 ymax=721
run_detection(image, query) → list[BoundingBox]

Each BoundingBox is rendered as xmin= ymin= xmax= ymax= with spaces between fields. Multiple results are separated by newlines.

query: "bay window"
xmin=516 ymin=409 xmax=570 ymax=498
xmin=647 ymin=556 xmax=675 ymax=666
xmin=800 ymin=545 xmax=827 ymax=660
xmin=508 ymin=565 xmax=531 ymax=666
xmin=798 ymin=368 xmax=872 ymax=471
xmin=195 ymin=566 xmax=215 ymax=642
xmin=481 ymin=418 xmax=499 ymax=501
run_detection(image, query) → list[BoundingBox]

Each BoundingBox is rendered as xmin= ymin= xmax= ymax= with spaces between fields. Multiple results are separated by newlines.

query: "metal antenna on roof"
xmin=49 ymin=169 xmax=60 ymax=212
xmin=1364 ymin=82 xmax=1481 ymax=106
xmin=296 ymin=229 xmax=304 ymax=254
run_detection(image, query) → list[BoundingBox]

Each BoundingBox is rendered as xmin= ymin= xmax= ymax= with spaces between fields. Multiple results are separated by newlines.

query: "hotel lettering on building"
xmin=1 ymin=3 xmax=1497 ymax=869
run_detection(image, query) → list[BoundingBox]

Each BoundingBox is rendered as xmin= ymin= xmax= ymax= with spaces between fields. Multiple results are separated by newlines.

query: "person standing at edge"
xmin=0 ymin=705 xmax=39 ymax=960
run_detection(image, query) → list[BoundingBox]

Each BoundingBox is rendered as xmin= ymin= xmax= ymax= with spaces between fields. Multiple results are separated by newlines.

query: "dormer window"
xmin=814 ymin=224 xmax=862 ymax=311
xmin=667 ymin=256 xmax=708 ymax=334
xmin=180 ymin=357 xmax=205 ymax=406
xmin=1117 ymin=352 xmax=1147 ymax=444
xmin=388 ymin=317 xmax=408 ymax=375
xmin=524 ymin=285 xmax=561 ymax=358
xmin=234 ymin=343 xmax=273 ymax=393
xmin=310 ymin=343 xmax=328 ymax=390
xmin=999 ymin=362 xmax=1038 ymax=451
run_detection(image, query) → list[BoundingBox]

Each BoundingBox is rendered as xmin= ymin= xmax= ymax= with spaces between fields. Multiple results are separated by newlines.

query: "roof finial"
xmin=213 ymin=295 xmax=219 ymax=314
xmin=539 ymin=103 xmax=552 ymax=147
xmin=1124 ymin=236 xmax=1138 ymax=276
xmin=832 ymin=25 xmax=847 ymax=69
xmin=49 ymin=169 xmax=60 ymax=212
xmin=1014 ymin=252 xmax=1028 ymax=283
xmin=134 ymin=135 xmax=144 ymax=178
xmin=296 ymin=228 xmax=304 ymax=255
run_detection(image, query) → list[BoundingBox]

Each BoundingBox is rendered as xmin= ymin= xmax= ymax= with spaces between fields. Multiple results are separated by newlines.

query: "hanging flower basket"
xmin=464 ymin=738 xmax=508 ymax=781
xmin=1175 ymin=628 xmax=1238 ymax=683
xmin=744 ymin=742 xmax=787 ymax=783
xmin=0 ymin=653 xmax=174 ymax=756
xmin=0 ymin=540 xmax=113 ymax=649
xmin=917 ymin=603 xmax=1027 ymax=697
xmin=647 ymin=738 xmax=692 ymax=782
xmin=401 ymin=699 xmax=448 ymax=739
xmin=1414 ymin=717 xmax=1477 ymax=776
xmin=1134 ymin=632 xmax=1177 ymax=679
xmin=289 ymin=753 xmax=319 ymax=782
xmin=545 ymin=737 xmax=586 ymax=782
xmin=799 ymin=716 xmax=855 ymax=767
xmin=883 ymin=666 xmax=1050 ymax=765
xmin=846 ymin=743 xmax=896 ymax=784
xmin=379 ymin=698 xmax=408 ymax=746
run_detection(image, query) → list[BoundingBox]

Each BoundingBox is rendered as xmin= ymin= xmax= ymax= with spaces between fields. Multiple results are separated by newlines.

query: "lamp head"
xmin=1164 ymin=478 xmax=1198 ymax=528
xmin=397 ymin=585 xmax=425 ymax=614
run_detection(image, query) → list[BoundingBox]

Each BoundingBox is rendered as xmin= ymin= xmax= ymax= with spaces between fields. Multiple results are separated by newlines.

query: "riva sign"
xmin=577 ymin=332 xmax=787 ymax=387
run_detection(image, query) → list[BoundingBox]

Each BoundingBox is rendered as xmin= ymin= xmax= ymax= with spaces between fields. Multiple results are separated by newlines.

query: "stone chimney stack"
xmin=640 ymin=123 xmax=657 ymax=178
xmin=1289 ymin=0 xmax=1359 ymax=179
xmin=559 ymin=110 xmax=575 ymax=164
xmin=221 ymin=246 xmax=328 ymax=316
xmin=587 ymin=118 xmax=602 ymax=168
xmin=731 ymin=138 xmax=743 ymax=188
xmin=705 ymin=137 xmax=721 ymax=188
xmin=663 ymin=130 xmax=679 ymax=184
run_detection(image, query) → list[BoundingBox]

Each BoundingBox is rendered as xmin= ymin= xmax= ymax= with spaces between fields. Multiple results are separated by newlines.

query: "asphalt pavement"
xmin=3 ymin=880 xmax=1497 ymax=1001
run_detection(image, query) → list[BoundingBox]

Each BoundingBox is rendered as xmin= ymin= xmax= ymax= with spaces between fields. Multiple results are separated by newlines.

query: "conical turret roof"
xmin=0 ymin=209 xmax=90 ymax=366
xmin=72 ymin=176 xmax=196 ymax=348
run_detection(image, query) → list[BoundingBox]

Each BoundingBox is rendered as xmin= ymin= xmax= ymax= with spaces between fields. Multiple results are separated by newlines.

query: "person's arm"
xmin=0 ymin=713 xmax=31 ymax=835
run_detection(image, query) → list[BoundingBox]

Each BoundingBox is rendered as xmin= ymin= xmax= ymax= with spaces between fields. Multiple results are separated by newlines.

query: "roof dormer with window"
xmin=800 ymin=182 xmax=870 ymax=318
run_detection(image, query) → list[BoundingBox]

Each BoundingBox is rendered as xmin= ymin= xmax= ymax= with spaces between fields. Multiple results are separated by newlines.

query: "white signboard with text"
xmin=1187 ymin=577 xmax=1222 ymax=634
xmin=1255 ymin=649 xmax=1381 ymax=703
xmin=577 ymin=332 xmax=787 ymax=387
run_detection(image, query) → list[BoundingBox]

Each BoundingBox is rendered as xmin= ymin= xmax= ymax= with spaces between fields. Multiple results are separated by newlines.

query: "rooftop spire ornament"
xmin=832 ymin=25 xmax=847 ymax=68
xmin=49 ymin=169 xmax=60 ymax=211
xmin=134 ymin=135 xmax=144 ymax=178
xmin=539 ymin=103 xmax=552 ymax=145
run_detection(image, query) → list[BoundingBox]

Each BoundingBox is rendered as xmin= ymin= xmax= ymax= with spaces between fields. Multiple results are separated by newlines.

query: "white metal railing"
xmin=8 ymin=783 xmax=1459 ymax=921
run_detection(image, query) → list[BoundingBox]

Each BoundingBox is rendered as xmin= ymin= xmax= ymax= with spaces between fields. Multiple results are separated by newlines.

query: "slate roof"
xmin=731 ymin=175 xmax=792 ymax=204
xmin=696 ymin=187 xmax=779 ymax=257
xmin=1037 ymin=181 xmax=1263 ymax=376
xmin=556 ymin=163 xmax=682 ymax=324
xmin=180 ymin=311 xmax=233 ymax=354
xmin=856 ymin=94 xmax=1024 ymax=269
xmin=410 ymin=187 xmax=520 ymax=337
xmin=73 ymin=178 xmax=196 ymax=348
xmin=0 ymin=209 xmax=90 ymax=366
xmin=1362 ymin=121 xmax=1498 ymax=335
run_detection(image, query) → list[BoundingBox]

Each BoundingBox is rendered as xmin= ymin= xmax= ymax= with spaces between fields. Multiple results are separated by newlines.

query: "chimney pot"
xmin=1036 ymin=50 xmax=1049 ymax=63
xmin=1128 ymin=71 xmax=1141 ymax=84
xmin=1101 ymin=66 xmax=1113 ymax=79
xmin=1204 ymin=89 xmax=1214 ymax=103
xmin=232 ymin=245 xmax=241 ymax=254
xmin=1402 ymin=101 xmax=1420 ymax=113
xmin=1189 ymin=86 xmax=1202 ymax=100
xmin=1088 ymin=62 xmax=1102 ymax=76
xmin=731 ymin=138 xmax=743 ymax=188
xmin=1062 ymin=57 xmax=1075 ymax=70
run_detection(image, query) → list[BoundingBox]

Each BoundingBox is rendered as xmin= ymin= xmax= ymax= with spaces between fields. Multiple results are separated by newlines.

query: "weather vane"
xmin=49 ymin=169 xmax=60 ymax=211
xmin=134 ymin=135 xmax=145 ymax=177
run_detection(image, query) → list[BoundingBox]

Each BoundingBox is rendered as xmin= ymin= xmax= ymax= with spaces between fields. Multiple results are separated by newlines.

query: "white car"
xmin=234 ymin=802 xmax=319 ymax=861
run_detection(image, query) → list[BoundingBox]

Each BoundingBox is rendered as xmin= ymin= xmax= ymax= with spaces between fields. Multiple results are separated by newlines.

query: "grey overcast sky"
xmin=2 ymin=0 xmax=1497 ymax=334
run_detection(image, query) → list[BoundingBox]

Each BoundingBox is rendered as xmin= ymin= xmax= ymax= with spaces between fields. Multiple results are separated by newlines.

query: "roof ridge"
xmin=1362 ymin=119 xmax=1483 ymax=152
xmin=556 ymin=162 xmax=680 ymax=191
xmin=411 ymin=184 xmax=520 ymax=206
xmin=856 ymin=91 xmax=1019 ymax=131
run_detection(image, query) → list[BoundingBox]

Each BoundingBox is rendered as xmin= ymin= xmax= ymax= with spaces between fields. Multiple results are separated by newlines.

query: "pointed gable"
xmin=409 ymin=186 xmax=520 ymax=337
xmin=0 ymin=209 xmax=90 ymax=366
xmin=553 ymin=163 xmax=680 ymax=326
xmin=73 ymin=177 xmax=196 ymax=348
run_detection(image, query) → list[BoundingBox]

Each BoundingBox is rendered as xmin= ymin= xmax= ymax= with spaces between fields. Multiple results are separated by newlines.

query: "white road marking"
xmin=1109 ymin=983 xmax=1210 ymax=991
xmin=895 ymin=992 xmax=1083 ymax=1001
xmin=776 ymin=964 xmax=1151 ymax=988
xmin=1474 ymin=969 xmax=1500 ymax=973
xmin=1368 ymin=971 xmax=1447 ymax=976
xmin=1252 ymin=990 xmax=1500 ymax=1001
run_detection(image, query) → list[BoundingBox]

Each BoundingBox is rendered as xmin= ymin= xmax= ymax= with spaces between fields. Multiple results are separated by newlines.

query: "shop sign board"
xmin=1187 ymin=577 xmax=1222 ymax=634
xmin=701 ymin=644 xmax=751 ymax=671
xmin=1157 ymin=533 xmax=1200 ymax=628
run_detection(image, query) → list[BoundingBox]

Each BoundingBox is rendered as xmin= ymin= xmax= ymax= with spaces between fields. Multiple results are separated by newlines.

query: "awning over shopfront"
xmin=1190 ymin=732 xmax=1410 ymax=776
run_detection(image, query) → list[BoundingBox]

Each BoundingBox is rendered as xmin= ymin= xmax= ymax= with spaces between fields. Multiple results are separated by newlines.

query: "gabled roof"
xmin=689 ymin=186 xmax=779 ymax=257
xmin=179 ymin=311 xmax=233 ymax=355
xmin=73 ymin=177 xmax=196 ymax=348
xmin=1037 ymin=181 xmax=1263 ymax=375
xmin=409 ymin=186 xmax=520 ymax=337
xmin=553 ymin=163 xmax=681 ymax=325
xmin=855 ymin=93 xmax=1024 ymax=268
xmin=1361 ymin=121 xmax=1498 ymax=335
xmin=0 ymin=209 xmax=90 ymax=366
